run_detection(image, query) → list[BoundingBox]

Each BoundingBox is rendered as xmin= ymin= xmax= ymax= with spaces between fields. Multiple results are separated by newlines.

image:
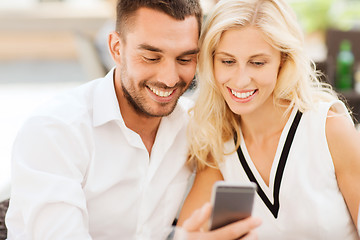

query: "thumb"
xmin=182 ymin=202 xmax=212 ymax=232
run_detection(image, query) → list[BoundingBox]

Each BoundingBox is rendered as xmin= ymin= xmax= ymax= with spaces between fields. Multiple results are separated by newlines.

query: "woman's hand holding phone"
xmin=209 ymin=181 xmax=257 ymax=230
xmin=181 ymin=202 xmax=261 ymax=240
xmin=175 ymin=181 xmax=261 ymax=239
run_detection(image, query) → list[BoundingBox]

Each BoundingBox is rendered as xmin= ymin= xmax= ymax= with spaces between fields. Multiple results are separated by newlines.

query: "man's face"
xmin=117 ymin=8 xmax=199 ymax=117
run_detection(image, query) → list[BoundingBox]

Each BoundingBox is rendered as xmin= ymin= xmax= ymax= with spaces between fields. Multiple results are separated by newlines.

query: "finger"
xmin=182 ymin=202 xmax=212 ymax=232
xmin=238 ymin=230 xmax=258 ymax=240
xmin=188 ymin=228 xmax=258 ymax=240
xmin=210 ymin=217 xmax=261 ymax=240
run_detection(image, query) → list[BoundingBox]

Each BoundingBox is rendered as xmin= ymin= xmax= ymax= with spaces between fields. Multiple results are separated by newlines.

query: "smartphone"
xmin=209 ymin=181 xmax=256 ymax=230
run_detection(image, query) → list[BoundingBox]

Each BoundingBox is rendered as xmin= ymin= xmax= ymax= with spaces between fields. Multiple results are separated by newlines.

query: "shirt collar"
xmin=93 ymin=68 xmax=122 ymax=127
xmin=92 ymin=68 xmax=194 ymax=130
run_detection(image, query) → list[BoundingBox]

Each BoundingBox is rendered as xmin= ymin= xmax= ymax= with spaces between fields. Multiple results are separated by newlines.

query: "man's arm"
xmin=6 ymin=116 xmax=92 ymax=239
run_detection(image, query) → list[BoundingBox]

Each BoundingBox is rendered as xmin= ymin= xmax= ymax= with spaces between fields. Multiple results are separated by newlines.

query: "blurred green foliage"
xmin=290 ymin=0 xmax=360 ymax=33
xmin=291 ymin=0 xmax=334 ymax=33
xmin=330 ymin=1 xmax=360 ymax=30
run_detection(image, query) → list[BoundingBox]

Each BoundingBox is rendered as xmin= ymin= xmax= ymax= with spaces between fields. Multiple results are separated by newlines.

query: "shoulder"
xmin=325 ymin=109 xmax=360 ymax=170
xmin=301 ymin=100 xmax=352 ymax=128
xmin=15 ymin=80 xmax=103 ymax=146
xmin=169 ymin=96 xmax=194 ymax=121
xmin=31 ymin=79 xmax=103 ymax=125
xmin=178 ymin=95 xmax=195 ymax=112
xmin=324 ymin=98 xmax=356 ymax=146
xmin=325 ymin=110 xmax=357 ymax=145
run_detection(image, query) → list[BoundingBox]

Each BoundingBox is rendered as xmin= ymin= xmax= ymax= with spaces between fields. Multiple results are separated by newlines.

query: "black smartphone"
xmin=209 ymin=181 xmax=256 ymax=230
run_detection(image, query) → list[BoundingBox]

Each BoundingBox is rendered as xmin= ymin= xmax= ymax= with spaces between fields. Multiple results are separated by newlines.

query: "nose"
xmin=156 ymin=60 xmax=180 ymax=88
xmin=234 ymin=66 xmax=251 ymax=88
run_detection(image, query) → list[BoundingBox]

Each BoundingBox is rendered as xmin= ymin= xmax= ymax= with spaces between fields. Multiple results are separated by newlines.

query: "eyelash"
xmin=251 ymin=61 xmax=266 ymax=66
xmin=142 ymin=56 xmax=193 ymax=64
xmin=221 ymin=60 xmax=235 ymax=65
xmin=178 ymin=58 xmax=192 ymax=64
xmin=220 ymin=60 xmax=266 ymax=67
xmin=143 ymin=56 xmax=160 ymax=63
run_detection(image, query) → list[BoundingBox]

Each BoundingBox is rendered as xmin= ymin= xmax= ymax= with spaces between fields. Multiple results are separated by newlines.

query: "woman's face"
xmin=213 ymin=26 xmax=282 ymax=117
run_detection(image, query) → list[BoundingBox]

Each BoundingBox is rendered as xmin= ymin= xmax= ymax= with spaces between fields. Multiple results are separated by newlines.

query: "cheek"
xmin=257 ymin=68 xmax=279 ymax=87
xmin=214 ymin=65 xmax=229 ymax=85
xmin=179 ymin=64 xmax=197 ymax=83
xmin=126 ymin=59 xmax=154 ymax=81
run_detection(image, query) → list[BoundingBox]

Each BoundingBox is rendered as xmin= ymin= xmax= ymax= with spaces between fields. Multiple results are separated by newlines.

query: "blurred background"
xmin=0 ymin=0 xmax=360 ymax=201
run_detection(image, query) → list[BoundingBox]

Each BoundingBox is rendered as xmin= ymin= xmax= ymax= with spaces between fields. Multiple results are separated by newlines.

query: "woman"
xmin=178 ymin=0 xmax=360 ymax=238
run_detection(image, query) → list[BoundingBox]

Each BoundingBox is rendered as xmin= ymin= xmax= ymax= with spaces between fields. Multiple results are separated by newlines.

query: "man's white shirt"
xmin=6 ymin=69 xmax=193 ymax=240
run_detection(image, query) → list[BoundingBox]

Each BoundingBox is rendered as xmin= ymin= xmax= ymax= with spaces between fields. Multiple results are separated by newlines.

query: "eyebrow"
xmin=138 ymin=44 xmax=199 ymax=56
xmin=215 ymin=51 xmax=271 ymax=58
xmin=180 ymin=48 xmax=200 ymax=56
xmin=138 ymin=44 xmax=163 ymax=53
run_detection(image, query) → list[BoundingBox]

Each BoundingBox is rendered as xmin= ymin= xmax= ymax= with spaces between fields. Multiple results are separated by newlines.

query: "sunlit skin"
xmin=214 ymin=26 xmax=288 ymax=185
xmin=178 ymin=14 xmax=360 ymax=238
xmin=113 ymin=8 xmax=198 ymax=118
xmin=108 ymin=7 xmax=199 ymax=153
xmin=107 ymin=8 xmax=264 ymax=238
xmin=214 ymin=26 xmax=282 ymax=120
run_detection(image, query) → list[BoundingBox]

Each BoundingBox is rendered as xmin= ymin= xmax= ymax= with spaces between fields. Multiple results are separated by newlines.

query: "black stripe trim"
xmin=236 ymin=111 xmax=302 ymax=218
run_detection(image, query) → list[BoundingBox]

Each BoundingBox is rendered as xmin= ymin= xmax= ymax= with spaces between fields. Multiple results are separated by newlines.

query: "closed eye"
xmin=250 ymin=61 xmax=265 ymax=66
xmin=177 ymin=54 xmax=197 ymax=65
xmin=142 ymin=56 xmax=160 ymax=63
xmin=177 ymin=58 xmax=192 ymax=64
xmin=222 ymin=60 xmax=235 ymax=66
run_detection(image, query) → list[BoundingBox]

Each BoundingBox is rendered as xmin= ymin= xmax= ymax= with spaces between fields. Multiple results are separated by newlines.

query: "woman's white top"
xmin=220 ymin=100 xmax=359 ymax=239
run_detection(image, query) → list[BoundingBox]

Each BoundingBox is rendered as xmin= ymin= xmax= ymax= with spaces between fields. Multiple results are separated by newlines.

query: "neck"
xmin=240 ymin=98 xmax=291 ymax=145
xmin=125 ymin=112 xmax=161 ymax=155
xmin=114 ymin=72 xmax=161 ymax=154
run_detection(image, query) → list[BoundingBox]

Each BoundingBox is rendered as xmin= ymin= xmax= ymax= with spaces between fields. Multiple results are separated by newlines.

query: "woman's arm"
xmin=177 ymin=165 xmax=261 ymax=239
xmin=326 ymin=111 xmax=360 ymax=227
xmin=177 ymin=166 xmax=224 ymax=227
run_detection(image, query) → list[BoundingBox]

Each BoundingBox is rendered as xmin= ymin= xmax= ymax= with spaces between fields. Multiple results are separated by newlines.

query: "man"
xmin=6 ymin=0 xmax=260 ymax=239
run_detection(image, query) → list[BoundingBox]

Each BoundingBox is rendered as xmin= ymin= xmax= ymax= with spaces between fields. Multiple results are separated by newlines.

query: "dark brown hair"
xmin=116 ymin=0 xmax=202 ymax=37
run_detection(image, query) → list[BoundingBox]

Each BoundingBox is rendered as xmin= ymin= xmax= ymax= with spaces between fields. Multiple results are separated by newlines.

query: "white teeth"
xmin=231 ymin=89 xmax=255 ymax=99
xmin=149 ymin=87 xmax=173 ymax=97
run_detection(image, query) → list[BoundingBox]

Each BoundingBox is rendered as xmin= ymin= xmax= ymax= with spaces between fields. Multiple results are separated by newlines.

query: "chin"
xmin=228 ymin=105 xmax=254 ymax=116
xmin=146 ymin=105 xmax=176 ymax=117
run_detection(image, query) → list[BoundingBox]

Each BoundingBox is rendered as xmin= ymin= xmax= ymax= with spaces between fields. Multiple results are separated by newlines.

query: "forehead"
xmin=217 ymin=27 xmax=278 ymax=56
xmin=124 ymin=7 xmax=199 ymax=54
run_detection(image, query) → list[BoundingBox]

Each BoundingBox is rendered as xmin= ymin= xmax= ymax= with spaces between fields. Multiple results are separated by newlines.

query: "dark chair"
xmin=0 ymin=199 xmax=9 ymax=240
xmin=325 ymin=28 xmax=360 ymax=86
xmin=325 ymin=29 xmax=360 ymax=122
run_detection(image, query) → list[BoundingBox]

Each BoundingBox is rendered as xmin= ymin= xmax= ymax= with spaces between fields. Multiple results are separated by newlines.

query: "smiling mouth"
xmin=230 ymin=89 xmax=256 ymax=99
xmin=148 ymin=86 xmax=174 ymax=97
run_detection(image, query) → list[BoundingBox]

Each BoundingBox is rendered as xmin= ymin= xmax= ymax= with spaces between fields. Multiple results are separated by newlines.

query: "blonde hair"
xmin=187 ymin=0 xmax=341 ymax=170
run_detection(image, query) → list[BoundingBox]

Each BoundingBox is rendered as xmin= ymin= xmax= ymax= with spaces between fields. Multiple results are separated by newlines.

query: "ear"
xmin=108 ymin=31 xmax=122 ymax=65
xmin=280 ymin=52 xmax=287 ymax=67
xmin=278 ymin=52 xmax=287 ymax=73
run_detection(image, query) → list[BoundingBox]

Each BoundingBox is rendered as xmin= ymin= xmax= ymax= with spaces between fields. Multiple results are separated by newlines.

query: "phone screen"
xmin=209 ymin=181 xmax=256 ymax=230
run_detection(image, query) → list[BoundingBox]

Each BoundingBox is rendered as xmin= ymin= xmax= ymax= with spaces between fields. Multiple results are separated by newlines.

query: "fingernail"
xmin=201 ymin=202 xmax=211 ymax=214
xmin=254 ymin=218 xmax=262 ymax=226
xmin=201 ymin=203 xmax=208 ymax=213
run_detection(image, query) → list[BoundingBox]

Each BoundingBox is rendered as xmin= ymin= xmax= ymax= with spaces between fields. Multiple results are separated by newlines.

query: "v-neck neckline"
xmin=236 ymin=107 xmax=302 ymax=218
xmin=239 ymin=107 xmax=298 ymax=192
